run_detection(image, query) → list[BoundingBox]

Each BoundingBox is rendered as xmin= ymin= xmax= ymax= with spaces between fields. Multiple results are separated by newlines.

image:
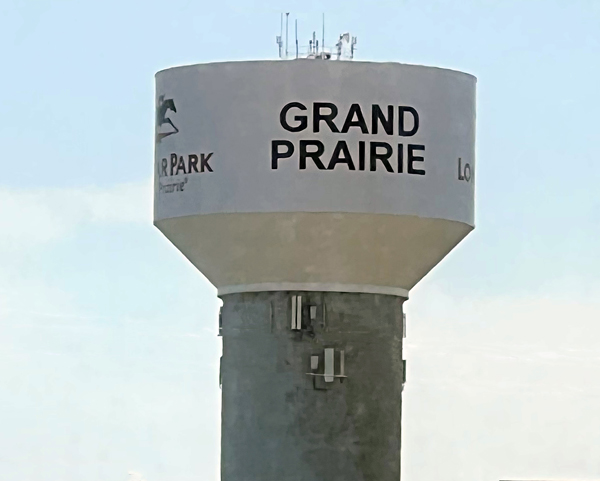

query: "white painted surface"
xmin=155 ymin=60 xmax=475 ymax=223
xmin=154 ymin=60 xmax=476 ymax=293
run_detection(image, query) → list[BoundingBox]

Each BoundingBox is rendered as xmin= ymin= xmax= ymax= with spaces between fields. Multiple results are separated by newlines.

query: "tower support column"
xmin=220 ymin=291 xmax=406 ymax=481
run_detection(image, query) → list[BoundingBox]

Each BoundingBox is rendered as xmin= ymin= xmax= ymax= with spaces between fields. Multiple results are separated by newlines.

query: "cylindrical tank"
xmin=154 ymin=60 xmax=476 ymax=297
xmin=154 ymin=59 xmax=476 ymax=480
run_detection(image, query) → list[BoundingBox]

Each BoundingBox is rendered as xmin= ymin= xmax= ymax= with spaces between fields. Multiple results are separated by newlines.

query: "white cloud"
xmin=0 ymin=180 xmax=153 ymax=322
xmin=404 ymin=281 xmax=600 ymax=396
xmin=0 ymin=181 xmax=152 ymax=252
xmin=402 ymin=281 xmax=600 ymax=481
xmin=0 ymin=274 xmax=82 ymax=322
xmin=407 ymin=280 xmax=600 ymax=351
xmin=128 ymin=471 xmax=146 ymax=481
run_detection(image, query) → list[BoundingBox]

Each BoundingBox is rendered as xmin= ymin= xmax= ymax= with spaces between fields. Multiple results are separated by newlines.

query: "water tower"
xmin=154 ymin=25 xmax=476 ymax=481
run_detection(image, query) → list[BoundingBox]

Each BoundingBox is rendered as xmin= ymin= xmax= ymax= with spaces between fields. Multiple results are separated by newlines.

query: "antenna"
xmin=322 ymin=13 xmax=325 ymax=52
xmin=275 ymin=13 xmax=355 ymax=61
xmin=276 ymin=13 xmax=284 ymax=58
xmin=295 ymin=19 xmax=299 ymax=59
xmin=285 ymin=13 xmax=289 ymax=59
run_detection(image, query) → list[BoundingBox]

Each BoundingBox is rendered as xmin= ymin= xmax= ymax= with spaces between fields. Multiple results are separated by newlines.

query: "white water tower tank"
xmin=154 ymin=60 xmax=476 ymax=297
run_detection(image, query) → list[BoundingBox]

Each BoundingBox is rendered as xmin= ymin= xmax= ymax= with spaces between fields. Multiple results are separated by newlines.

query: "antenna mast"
xmin=276 ymin=13 xmax=356 ymax=61
xmin=285 ymin=13 xmax=289 ymax=59
xmin=322 ymin=13 xmax=325 ymax=54
xmin=276 ymin=13 xmax=283 ymax=58
xmin=295 ymin=19 xmax=299 ymax=59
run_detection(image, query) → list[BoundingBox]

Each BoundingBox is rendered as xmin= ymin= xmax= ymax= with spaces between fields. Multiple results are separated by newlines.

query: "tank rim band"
xmin=217 ymin=283 xmax=409 ymax=298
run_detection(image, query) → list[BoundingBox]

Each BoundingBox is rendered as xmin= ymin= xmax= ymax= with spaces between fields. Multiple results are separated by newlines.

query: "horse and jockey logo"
xmin=155 ymin=93 xmax=214 ymax=192
xmin=156 ymin=95 xmax=179 ymax=143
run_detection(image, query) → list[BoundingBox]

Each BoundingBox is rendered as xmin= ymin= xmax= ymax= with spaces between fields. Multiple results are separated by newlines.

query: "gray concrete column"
xmin=220 ymin=291 xmax=405 ymax=481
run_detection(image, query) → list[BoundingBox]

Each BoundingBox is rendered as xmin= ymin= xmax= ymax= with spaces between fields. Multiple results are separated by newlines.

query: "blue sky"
xmin=1 ymin=1 xmax=599 ymax=480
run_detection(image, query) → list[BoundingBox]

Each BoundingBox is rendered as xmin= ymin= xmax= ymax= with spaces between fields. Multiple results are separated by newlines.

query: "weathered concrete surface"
xmin=220 ymin=291 xmax=405 ymax=481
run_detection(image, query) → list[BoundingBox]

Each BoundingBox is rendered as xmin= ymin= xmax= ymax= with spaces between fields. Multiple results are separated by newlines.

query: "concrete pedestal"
xmin=220 ymin=291 xmax=405 ymax=481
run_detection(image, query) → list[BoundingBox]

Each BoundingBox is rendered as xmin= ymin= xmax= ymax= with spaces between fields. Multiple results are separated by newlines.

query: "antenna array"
xmin=276 ymin=13 xmax=357 ymax=61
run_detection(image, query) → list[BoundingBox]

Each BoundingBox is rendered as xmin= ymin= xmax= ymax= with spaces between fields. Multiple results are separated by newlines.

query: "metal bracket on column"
xmin=291 ymin=295 xmax=302 ymax=330
xmin=306 ymin=348 xmax=347 ymax=383
xmin=218 ymin=307 xmax=223 ymax=337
